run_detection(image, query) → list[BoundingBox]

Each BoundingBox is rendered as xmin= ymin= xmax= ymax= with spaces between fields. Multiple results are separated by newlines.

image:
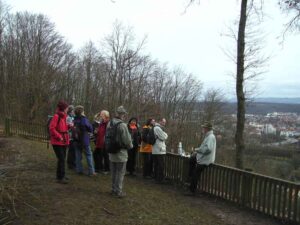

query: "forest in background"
xmin=0 ymin=2 xmax=228 ymax=152
xmin=0 ymin=1 xmax=299 ymax=181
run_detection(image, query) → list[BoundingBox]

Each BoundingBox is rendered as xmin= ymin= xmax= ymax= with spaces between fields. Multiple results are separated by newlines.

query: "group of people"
xmin=49 ymin=100 xmax=216 ymax=198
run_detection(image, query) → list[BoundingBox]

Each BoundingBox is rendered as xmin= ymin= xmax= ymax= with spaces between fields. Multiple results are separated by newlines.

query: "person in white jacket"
xmin=187 ymin=121 xmax=216 ymax=195
xmin=152 ymin=118 xmax=168 ymax=183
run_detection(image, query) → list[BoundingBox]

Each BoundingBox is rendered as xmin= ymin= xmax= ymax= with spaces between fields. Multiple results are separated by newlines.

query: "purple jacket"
xmin=73 ymin=115 xmax=93 ymax=146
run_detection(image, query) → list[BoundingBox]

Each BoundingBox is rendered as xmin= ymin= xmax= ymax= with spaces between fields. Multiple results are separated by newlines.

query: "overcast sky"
xmin=6 ymin=0 xmax=300 ymax=99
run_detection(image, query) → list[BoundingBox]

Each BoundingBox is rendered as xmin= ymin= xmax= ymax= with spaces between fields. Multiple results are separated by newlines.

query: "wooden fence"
xmin=4 ymin=118 xmax=300 ymax=224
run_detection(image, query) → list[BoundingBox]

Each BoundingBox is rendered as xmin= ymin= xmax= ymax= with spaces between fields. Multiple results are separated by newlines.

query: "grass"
xmin=0 ymin=137 xmax=284 ymax=225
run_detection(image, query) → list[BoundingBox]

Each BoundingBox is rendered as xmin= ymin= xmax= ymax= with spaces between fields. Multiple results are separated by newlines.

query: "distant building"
xmin=262 ymin=124 xmax=276 ymax=135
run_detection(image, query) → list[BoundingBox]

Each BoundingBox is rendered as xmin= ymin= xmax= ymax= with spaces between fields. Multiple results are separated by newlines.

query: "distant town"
xmin=243 ymin=112 xmax=300 ymax=147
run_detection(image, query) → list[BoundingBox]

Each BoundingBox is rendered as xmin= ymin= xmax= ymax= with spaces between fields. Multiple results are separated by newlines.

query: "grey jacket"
xmin=152 ymin=123 xmax=168 ymax=155
xmin=195 ymin=130 xmax=216 ymax=165
xmin=109 ymin=118 xmax=133 ymax=162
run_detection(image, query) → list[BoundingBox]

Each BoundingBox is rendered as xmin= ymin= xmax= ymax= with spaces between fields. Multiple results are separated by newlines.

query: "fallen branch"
xmin=102 ymin=207 xmax=115 ymax=216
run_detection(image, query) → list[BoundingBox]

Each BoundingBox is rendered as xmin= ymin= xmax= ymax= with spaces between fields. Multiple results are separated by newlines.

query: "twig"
xmin=102 ymin=207 xmax=115 ymax=215
xmin=23 ymin=201 xmax=39 ymax=212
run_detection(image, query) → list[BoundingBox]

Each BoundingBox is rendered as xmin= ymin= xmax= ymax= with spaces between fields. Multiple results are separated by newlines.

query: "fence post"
xmin=241 ymin=168 xmax=253 ymax=207
xmin=5 ymin=118 xmax=11 ymax=136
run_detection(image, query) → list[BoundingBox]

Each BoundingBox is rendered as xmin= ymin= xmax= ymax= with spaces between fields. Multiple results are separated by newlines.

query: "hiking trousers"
xmin=189 ymin=163 xmax=208 ymax=193
xmin=52 ymin=145 xmax=67 ymax=180
xmin=152 ymin=154 xmax=165 ymax=182
xmin=110 ymin=161 xmax=126 ymax=194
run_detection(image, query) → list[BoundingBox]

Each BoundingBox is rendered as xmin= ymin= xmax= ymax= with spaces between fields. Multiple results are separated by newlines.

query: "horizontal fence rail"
xmin=5 ymin=118 xmax=48 ymax=141
xmin=4 ymin=118 xmax=300 ymax=224
xmin=158 ymin=153 xmax=300 ymax=224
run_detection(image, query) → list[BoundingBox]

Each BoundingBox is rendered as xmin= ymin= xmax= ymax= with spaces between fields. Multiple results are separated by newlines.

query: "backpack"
xmin=105 ymin=120 xmax=123 ymax=154
xmin=72 ymin=117 xmax=83 ymax=142
xmin=47 ymin=114 xmax=61 ymax=140
xmin=141 ymin=127 xmax=150 ymax=143
xmin=146 ymin=126 xmax=156 ymax=145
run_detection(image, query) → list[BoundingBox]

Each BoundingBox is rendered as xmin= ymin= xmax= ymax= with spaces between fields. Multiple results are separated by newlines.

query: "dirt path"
xmin=0 ymin=137 xmax=286 ymax=225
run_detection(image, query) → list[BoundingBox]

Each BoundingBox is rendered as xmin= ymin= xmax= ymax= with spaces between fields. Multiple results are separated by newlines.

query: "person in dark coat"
xmin=73 ymin=105 xmax=96 ymax=176
xmin=126 ymin=117 xmax=141 ymax=176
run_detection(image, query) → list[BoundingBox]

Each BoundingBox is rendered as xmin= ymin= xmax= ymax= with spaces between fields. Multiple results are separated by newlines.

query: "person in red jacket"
xmin=94 ymin=110 xmax=110 ymax=174
xmin=49 ymin=100 xmax=70 ymax=184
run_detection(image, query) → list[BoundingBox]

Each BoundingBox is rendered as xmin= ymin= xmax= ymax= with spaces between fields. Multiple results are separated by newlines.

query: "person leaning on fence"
xmin=73 ymin=105 xmax=96 ymax=176
xmin=140 ymin=118 xmax=155 ymax=179
xmin=66 ymin=105 xmax=76 ymax=170
xmin=49 ymin=100 xmax=70 ymax=184
xmin=94 ymin=110 xmax=110 ymax=174
xmin=186 ymin=121 xmax=216 ymax=196
xmin=108 ymin=106 xmax=133 ymax=198
xmin=152 ymin=118 xmax=168 ymax=184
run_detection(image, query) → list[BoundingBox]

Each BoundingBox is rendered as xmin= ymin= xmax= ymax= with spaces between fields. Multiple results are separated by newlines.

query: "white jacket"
xmin=152 ymin=124 xmax=168 ymax=155
xmin=195 ymin=130 xmax=216 ymax=165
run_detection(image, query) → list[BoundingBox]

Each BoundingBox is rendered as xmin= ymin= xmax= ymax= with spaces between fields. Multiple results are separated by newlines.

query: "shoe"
xmin=116 ymin=192 xmax=126 ymax=198
xmin=183 ymin=191 xmax=196 ymax=196
xmin=57 ymin=178 xmax=68 ymax=184
xmin=102 ymin=171 xmax=109 ymax=175
xmin=64 ymin=177 xmax=70 ymax=180
xmin=88 ymin=172 xmax=97 ymax=177
xmin=109 ymin=190 xmax=117 ymax=196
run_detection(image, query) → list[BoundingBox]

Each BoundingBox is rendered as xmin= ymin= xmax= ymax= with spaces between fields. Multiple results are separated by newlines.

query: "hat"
xmin=74 ymin=105 xmax=84 ymax=116
xmin=57 ymin=100 xmax=68 ymax=111
xmin=201 ymin=121 xmax=213 ymax=129
xmin=67 ymin=105 xmax=74 ymax=114
xmin=116 ymin=105 xmax=127 ymax=115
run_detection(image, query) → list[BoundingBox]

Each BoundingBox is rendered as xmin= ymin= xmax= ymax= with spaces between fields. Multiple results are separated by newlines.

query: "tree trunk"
xmin=235 ymin=0 xmax=247 ymax=169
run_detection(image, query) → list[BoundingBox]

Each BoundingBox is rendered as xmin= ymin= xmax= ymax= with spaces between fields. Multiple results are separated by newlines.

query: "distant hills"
xmin=223 ymin=98 xmax=300 ymax=115
xmin=253 ymin=98 xmax=300 ymax=104
xmin=229 ymin=98 xmax=300 ymax=104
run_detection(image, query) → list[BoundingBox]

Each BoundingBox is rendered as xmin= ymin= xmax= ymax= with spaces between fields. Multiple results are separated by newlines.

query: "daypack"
xmin=141 ymin=127 xmax=150 ymax=143
xmin=47 ymin=114 xmax=61 ymax=139
xmin=105 ymin=120 xmax=123 ymax=154
xmin=146 ymin=126 xmax=156 ymax=145
xmin=72 ymin=117 xmax=83 ymax=142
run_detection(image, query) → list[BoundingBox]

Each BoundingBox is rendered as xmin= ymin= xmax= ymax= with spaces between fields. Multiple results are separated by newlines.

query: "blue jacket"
xmin=73 ymin=115 xmax=93 ymax=146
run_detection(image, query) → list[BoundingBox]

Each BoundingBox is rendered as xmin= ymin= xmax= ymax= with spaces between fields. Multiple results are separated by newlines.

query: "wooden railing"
xmin=4 ymin=118 xmax=48 ymax=141
xmin=159 ymin=154 xmax=300 ymax=224
xmin=4 ymin=118 xmax=300 ymax=224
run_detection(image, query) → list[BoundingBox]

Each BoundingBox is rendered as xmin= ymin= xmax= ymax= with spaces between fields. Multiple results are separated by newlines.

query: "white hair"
xmin=101 ymin=110 xmax=110 ymax=118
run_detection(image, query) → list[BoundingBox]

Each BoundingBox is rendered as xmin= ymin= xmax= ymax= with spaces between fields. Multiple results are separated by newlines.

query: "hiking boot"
xmin=109 ymin=190 xmax=117 ymax=196
xmin=143 ymin=175 xmax=152 ymax=180
xmin=102 ymin=171 xmax=109 ymax=175
xmin=183 ymin=191 xmax=196 ymax=196
xmin=116 ymin=192 xmax=126 ymax=198
xmin=57 ymin=178 xmax=68 ymax=184
xmin=88 ymin=172 xmax=97 ymax=177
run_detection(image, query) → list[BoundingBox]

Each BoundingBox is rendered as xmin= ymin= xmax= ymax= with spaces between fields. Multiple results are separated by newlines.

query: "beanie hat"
xmin=67 ymin=105 xmax=74 ymax=114
xmin=57 ymin=100 xmax=68 ymax=111
xmin=116 ymin=105 xmax=127 ymax=115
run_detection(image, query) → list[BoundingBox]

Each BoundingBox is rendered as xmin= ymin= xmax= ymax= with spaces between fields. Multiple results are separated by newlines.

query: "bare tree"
xmin=188 ymin=0 xmax=267 ymax=168
xmin=279 ymin=0 xmax=300 ymax=33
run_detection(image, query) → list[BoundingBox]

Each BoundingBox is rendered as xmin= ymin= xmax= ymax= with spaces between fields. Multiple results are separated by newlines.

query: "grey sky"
xmin=7 ymin=0 xmax=300 ymax=98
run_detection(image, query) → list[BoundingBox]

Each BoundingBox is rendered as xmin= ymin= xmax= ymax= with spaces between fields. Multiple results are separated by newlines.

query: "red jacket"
xmin=95 ymin=121 xmax=108 ymax=149
xmin=50 ymin=110 xmax=69 ymax=146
